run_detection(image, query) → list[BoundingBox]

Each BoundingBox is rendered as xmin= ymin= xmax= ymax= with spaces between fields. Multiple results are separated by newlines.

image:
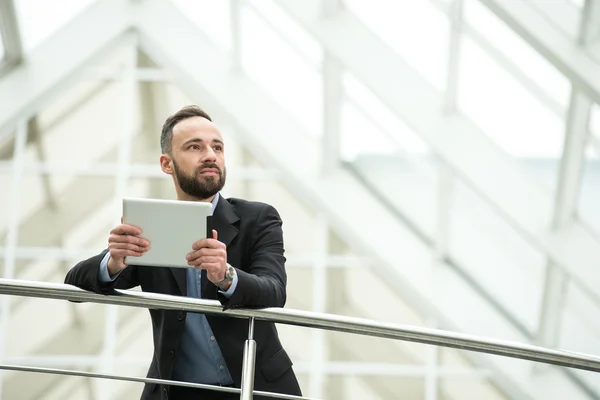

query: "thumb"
xmin=212 ymin=229 xmax=218 ymax=240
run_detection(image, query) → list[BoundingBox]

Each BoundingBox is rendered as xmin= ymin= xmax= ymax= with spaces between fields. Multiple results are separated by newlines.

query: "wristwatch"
xmin=216 ymin=264 xmax=235 ymax=290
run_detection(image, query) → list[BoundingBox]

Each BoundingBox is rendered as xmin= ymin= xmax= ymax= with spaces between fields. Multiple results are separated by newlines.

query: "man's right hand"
xmin=107 ymin=223 xmax=150 ymax=276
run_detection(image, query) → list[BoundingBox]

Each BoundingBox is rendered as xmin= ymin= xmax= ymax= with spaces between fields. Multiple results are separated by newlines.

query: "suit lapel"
xmin=201 ymin=195 xmax=240 ymax=297
xmin=170 ymin=267 xmax=187 ymax=296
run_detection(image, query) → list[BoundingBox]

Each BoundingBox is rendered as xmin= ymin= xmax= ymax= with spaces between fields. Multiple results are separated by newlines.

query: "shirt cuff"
xmin=98 ymin=252 xmax=121 ymax=283
xmin=218 ymin=265 xmax=238 ymax=298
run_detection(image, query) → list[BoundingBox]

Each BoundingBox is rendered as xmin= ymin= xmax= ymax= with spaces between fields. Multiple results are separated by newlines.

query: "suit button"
xmin=169 ymin=350 xmax=175 ymax=358
xmin=177 ymin=311 xmax=184 ymax=321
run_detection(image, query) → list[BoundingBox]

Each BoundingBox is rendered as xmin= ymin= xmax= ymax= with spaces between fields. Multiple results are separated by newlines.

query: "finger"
xmin=192 ymin=262 xmax=220 ymax=271
xmin=198 ymin=256 xmax=221 ymax=265
xmin=109 ymin=234 xmax=150 ymax=247
xmin=187 ymin=248 xmax=224 ymax=262
xmin=187 ymin=255 xmax=220 ymax=267
xmin=112 ymin=249 xmax=145 ymax=258
xmin=186 ymin=252 xmax=210 ymax=264
xmin=110 ymin=242 xmax=148 ymax=253
xmin=111 ymin=224 xmax=142 ymax=236
xmin=212 ymin=229 xmax=218 ymax=240
xmin=195 ymin=239 xmax=225 ymax=250
xmin=192 ymin=239 xmax=208 ymax=251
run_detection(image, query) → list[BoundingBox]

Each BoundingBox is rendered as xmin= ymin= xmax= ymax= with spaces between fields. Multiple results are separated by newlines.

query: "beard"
xmin=173 ymin=160 xmax=226 ymax=200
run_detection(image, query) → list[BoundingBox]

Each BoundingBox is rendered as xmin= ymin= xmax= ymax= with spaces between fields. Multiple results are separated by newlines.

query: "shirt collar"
xmin=210 ymin=193 xmax=220 ymax=216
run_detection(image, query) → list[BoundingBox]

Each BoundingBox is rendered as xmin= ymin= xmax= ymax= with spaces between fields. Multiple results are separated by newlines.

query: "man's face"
xmin=164 ymin=116 xmax=226 ymax=200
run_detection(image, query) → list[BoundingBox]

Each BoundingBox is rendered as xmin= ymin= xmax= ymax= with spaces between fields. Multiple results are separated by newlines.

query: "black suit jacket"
xmin=64 ymin=197 xmax=301 ymax=400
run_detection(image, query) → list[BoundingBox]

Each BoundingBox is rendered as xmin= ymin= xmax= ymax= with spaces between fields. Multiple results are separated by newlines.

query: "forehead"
xmin=172 ymin=116 xmax=223 ymax=144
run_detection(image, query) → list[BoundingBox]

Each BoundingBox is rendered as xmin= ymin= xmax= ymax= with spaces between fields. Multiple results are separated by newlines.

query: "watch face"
xmin=226 ymin=266 xmax=235 ymax=278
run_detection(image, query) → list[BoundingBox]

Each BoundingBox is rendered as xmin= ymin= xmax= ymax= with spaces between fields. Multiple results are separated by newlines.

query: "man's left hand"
xmin=187 ymin=230 xmax=227 ymax=284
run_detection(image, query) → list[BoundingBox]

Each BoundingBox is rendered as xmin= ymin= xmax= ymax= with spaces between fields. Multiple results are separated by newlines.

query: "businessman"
xmin=65 ymin=105 xmax=302 ymax=400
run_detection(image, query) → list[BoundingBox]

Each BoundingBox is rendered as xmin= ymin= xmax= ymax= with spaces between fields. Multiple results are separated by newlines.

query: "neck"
xmin=176 ymin=190 xmax=215 ymax=203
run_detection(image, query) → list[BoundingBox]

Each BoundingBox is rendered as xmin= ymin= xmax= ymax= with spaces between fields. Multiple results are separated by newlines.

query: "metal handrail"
xmin=1 ymin=278 xmax=600 ymax=396
xmin=0 ymin=364 xmax=313 ymax=400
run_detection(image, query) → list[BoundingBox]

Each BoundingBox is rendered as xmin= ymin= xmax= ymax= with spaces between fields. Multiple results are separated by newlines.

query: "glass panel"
xmin=251 ymin=0 xmax=322 ymax=66
xmin=463 ymin=0 xmax=571 ymax=108
xmin=171 ymin=0 xmax=231 ymax=51
xmin=241 ymin=5 xmax=322 ymax=137
xmin=457 ymin=34 xmax=564 ymax=190
xmin=342 ymin=73 xmax=437 ymax=237
xmin=566 ymin=0 xmax=585 ymax=8
xmin=527 ymin=0 xmax=580 ymax=40
xmin=592 ymin=102 xmax=600 ymax=139
xmin=344 ymin=0 xmax=449 ymax=91
xmin=342 ymin=73 xmax=430 ymax=155
xmin=578 ymin=144 xmax=600 ymax=233
xmin=340 ymin=100 xmax=398 ymax=160
xmin=15 ymin=0 xmax=99 ymax=52
xmin=448 ymin=180 xmax=546 ymax=334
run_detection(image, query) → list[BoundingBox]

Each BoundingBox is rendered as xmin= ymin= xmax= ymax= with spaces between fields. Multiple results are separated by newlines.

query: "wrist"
xmin=215 ymin=264 xmax=235 ymax=290
xmin=219 ymin=280 xmax=233 ymax=291
xmin=106 ymin=258 xmax=122 ymax=277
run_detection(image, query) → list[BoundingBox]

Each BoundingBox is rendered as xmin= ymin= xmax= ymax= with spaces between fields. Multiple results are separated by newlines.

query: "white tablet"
xmin=122 ymin=197 xmax=213 ymax=268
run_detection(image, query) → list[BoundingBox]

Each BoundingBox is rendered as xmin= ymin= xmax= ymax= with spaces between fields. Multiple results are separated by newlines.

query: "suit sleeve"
xmin=64 ymin=249 xmax=140 ymax=294
xmin=219 ymin=205 xmax=287 ymax=309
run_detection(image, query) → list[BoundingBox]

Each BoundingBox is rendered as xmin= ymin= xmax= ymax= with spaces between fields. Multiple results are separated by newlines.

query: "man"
xmin=65 ymin=105 xmax=302 ymax=400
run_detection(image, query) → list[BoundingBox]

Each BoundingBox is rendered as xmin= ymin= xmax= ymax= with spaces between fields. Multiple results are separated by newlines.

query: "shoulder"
xmin=224 ymin=197 xmax=281 ymax=219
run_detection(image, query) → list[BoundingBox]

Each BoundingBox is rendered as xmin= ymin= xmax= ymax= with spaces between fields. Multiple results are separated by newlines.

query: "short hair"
xmin=160 ymin=105 xmax=212 ymax=154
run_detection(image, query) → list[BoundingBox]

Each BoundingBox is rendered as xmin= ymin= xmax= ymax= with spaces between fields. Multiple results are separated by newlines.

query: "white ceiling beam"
xmin=82 ymin=66 xmax=172 ymax=82
xmin=0 ymin=0 xmax=23 ymax=73
xmin=538 ymin=90 xmax=592 ymax=351
xmin=0 ymin=0 xmax=133 ymax=140
xmin=579 ymin=0 xmax=600 ymax=46
xmin=478 ymin=0 xmax=600 ymax=103
xmin=429 ymin=0 xmax=565 ymax=119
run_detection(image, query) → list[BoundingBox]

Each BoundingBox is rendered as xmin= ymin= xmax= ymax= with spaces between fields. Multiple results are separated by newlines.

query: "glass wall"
xmin=14 ymin=0 xmax=99 ymax=52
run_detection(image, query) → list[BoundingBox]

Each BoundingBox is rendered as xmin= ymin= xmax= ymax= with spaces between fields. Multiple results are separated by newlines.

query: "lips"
xmin=199 ymin=167 xmax=219 ymax=176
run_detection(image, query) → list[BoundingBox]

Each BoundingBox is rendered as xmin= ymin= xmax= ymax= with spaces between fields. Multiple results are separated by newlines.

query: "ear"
xmin=160 ymin=154 xmax=174 ymax=175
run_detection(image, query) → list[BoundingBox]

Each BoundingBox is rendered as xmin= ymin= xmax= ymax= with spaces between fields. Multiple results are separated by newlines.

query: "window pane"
xmin=15 ymin=0 xmax=99 ymax=52
xmin=448 ymin=180 xmax=546 ymax=333
xmin=457 ymin=33 xmax=564 ymax=185
xmin=171 ymin=0 xmax=231 ymax=51
xmin=464 ymin=0 xmax=571 ymax=109
xmin=241 ymin=6 xmax=322 ymax=137
xmin=592 ymin=103 xmax=600 ymax=139
xmin=344 ymin=0 xmax=449 ymax=91
xmin=566 ymin=0 xmax=585 ymax=8
xmin=342 ymin=73 xmax=429 ymax=155
xmin=252 ymin=0 xmax=322 ymax=66
xmin=342 ymin=73 xmax=436 ymax=235
xmin=578 ymin=144 xmax=600 ymax=234
xmin=528 ymin=0 xmax=580 ymax=40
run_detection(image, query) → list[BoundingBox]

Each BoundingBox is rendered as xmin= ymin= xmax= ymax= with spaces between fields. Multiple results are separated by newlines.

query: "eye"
xmin=188 ymin=144 xmax=200 ymax=150
xmin=214 ymin=145 xmax=223 ymax=152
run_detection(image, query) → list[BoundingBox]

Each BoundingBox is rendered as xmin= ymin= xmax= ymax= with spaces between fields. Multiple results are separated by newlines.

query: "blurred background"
xmin=0 ymin=0 xmax=600 ymax=399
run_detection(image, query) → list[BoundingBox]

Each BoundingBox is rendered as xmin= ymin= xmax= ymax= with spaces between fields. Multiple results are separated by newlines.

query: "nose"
xmin=202 ymin=146 xmax=217 ymax=163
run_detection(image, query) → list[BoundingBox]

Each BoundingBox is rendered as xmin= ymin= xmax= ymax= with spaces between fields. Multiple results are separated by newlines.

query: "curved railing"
xmin=1 ymin=278 xmax=599 ymax=399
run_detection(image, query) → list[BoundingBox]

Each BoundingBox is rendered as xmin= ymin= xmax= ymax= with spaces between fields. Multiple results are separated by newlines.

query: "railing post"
xmin=240 ymin=317 xmax=256 ymax=400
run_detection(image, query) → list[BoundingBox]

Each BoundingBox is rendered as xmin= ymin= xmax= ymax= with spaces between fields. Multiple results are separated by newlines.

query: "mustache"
xmin=196 ymin=163 xmax=222 ymax=174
